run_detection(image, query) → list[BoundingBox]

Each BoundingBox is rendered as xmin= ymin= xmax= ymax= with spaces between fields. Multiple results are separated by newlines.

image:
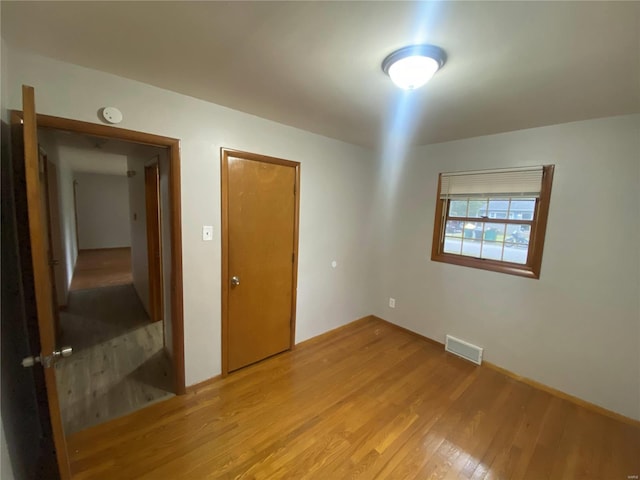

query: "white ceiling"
xmin=3 ymin=1 xmax=639 ymax=147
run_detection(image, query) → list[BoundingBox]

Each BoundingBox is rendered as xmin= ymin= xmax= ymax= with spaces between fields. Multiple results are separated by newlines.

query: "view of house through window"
xmin=431 ymin=165 xmax=554 ymax=278
xmin=443 ymin=197 xmax=535 ymax=264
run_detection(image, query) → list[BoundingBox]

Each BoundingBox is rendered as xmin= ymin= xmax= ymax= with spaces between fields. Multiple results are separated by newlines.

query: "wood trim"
xmin=484 ymin=361 xmax=640 ymax=428
xmin=19 ymin=87 xmax=72 ymax=479
xmin=185 ymin=374 xmax=223 ymax=395
xmin=371 ymin=315 xmax=445 ymax=349
xmin=431 ymin=253 xmax=539 ymax=279
xmin=40 ymin=153 xmax=62 ymax=338
xmin=168 ymin=143 xmax=185 ymax=395
xmin=443 ymin=216 xmax=534 ymax=226
xmin=290 ymin=163 xmax=301 ymax=348
xmin=36 ymin=113 xmax=178 ymax=147
xmin=430 ymin=174 xmax=445 ymax=261
xmin=18 ymin=110 xmax=187 ymax=395
xmin=375 ymin=314 xmax=640 ymax=428
xmin=430 ymin=165 xmax=555 ymax=279
xmin=72 ymin=180 xmax=79 ymax=250
xmin=220 ymin=148 xmax=300 ymax=168
xmin=293 ymin=315 xmax=375 ymax=350
xmin=529 ymin=165 xmax=554 ymax=277
xmin=220 ymin=151 xmax=230 ymax=377
xmin=220 ymin=148 xmax=300 ymax=377
xmin=144 ymin=164 xmax=163 ymax=323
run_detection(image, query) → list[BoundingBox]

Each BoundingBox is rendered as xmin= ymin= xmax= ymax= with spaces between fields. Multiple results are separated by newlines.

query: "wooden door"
xmin=3 ymin=117 xmax=60 ymax=478
xmin=145 ymin=163 xmax=164 ymax=323
xmin=16 ymin=85 xmax=72 ymax=478
xmin=222 ymin=149 xmax=300 ymax=373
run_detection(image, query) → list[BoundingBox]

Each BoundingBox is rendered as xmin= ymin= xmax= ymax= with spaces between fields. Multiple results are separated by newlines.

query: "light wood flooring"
xmin=70 ymin=248 xmax=133 ymax=291
xmin=56 ymin=283 xmax=173 ymax=435
xmin=67 ymin=317 xmax=640 ymax=479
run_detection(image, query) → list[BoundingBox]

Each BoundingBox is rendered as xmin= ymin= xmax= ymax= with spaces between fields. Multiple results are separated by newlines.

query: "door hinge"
xmin=294 ymin=184 xmax=296 ymax=195
xmin=292 ymin=252 xmax=295 ymax=263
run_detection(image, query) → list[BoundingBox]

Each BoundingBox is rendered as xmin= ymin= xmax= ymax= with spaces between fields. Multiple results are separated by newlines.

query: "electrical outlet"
xmin=389 ymin=297 xmax=396 ymax=308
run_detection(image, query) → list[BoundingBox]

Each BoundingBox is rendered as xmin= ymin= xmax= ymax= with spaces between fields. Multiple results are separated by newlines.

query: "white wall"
xmin=37 ymin=131 xmax=78 ymax=302
xmin=127 ymin=155 xmax=151 ymax=314
xmin=5 ymin=47 xmax=376 ymax=387
xmin=57 ymin=160 xmax=78 ymax=286
xmin=127 ymin=149 xmax=174 ymax=352
xmin=126 ymin=147 xmax=169 ymax=323
xmin=371 ymin=114 xmax=640 ymax=420
xmin=75 ymin=171 xmax=131 ymax=250
xmin=6 ymin=45 xmax=637 ymax=421
xmin=1 ymin=40 xmax=9 ymax=123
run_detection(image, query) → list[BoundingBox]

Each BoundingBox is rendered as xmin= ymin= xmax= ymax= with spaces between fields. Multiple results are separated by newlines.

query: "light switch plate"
xmin=202 ymin=225 xmax=213 ymax=241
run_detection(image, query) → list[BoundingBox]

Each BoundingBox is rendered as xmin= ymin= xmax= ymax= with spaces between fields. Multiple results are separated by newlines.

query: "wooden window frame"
xmin=431 ymin=165 xmax=554 ymax=279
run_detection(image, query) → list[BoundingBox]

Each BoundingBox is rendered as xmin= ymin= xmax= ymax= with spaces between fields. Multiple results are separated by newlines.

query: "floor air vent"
xmin=445 ymin=335 xmax=483 ymax=365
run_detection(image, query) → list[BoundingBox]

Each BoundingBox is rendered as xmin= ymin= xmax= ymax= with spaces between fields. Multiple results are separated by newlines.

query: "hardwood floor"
xmin=67 ymin=317 xmax=640 ymax=479
xmin=70 ymin=248 xmax=133 ymax=291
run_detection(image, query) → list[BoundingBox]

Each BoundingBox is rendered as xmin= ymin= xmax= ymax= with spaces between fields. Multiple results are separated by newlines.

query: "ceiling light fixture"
xmin=382 ymin=45 xmax=447 ymax=90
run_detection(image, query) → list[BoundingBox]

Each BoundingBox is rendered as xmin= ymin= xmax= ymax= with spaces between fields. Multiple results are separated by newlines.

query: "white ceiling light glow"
xmin=382 ymin=45 xmax=447 ymax=90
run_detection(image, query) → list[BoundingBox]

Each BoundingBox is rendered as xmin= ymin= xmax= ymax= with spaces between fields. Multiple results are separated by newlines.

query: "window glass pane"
xmin=503 ymin=243 xmax=529 ymax=264
xmin=445 ymin=220 xmax=464 ymax=235
xmin=504 ymin=224 xmax=529 ymax=264
xmin=462 ymin=221 xmax=482 ymax=240
xmin=434 ymin=166 xmax=553 ymax=278
xmin=483 ymin=223 xmax=505 ymax=242
xmin=467 ymin=199 xmax=488 ymax=218
xmin=461 ymin=221 xmax=483 ymax=257
xmin=442 ymin=197 xmax=535 ymax=266
xmin=487 ymin=199 xmax=510 ymax=220
xmin=461 ymin=238 xmax=482 ymax=257
xmin=508 ymin=198 xmax=536 ymax=220
xmin=481 ymin=241 xmax=503 ymax=260
xmin=505 ymin=224 xmax=530 ymax=244
xmin=443 ymin=237 xmax=462 ymax=255
xmin=448 ymin=200 xmax=468 ymax=217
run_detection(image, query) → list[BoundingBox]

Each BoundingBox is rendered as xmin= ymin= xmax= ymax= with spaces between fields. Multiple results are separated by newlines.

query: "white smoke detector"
xmin=101 ymin=107 xmax=123 ymax=124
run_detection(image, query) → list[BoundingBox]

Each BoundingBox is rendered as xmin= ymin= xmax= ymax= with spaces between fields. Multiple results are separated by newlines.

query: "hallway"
xmin=69 ymin=248 xmax=133 ymax=291
xmin=56 ymin=249 xmax=173 ymax=435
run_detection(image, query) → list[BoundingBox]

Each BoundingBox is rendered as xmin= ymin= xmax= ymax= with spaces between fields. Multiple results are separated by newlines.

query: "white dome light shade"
xmin=388 ymin=55 xmax=439 ymax=90
xmin=382 ymin=45 xmax=446 ymax=90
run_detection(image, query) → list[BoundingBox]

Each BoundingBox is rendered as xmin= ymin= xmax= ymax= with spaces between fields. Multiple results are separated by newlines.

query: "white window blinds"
xmin=440 ymin=166 xmax=544 ymax=199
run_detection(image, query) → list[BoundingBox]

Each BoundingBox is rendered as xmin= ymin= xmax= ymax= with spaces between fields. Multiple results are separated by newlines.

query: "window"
xmin=431 ymin=165 xmax=554 ymax=278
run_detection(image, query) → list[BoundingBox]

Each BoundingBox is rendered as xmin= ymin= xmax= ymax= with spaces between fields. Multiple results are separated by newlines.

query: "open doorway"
xmin=37 ymin=127 xmax=177 ymax=435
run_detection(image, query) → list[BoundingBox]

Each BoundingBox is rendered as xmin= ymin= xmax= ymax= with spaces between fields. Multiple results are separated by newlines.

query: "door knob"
xmin=22 ymin=346 xmax=73 ymax=368
xmin=231 ymin=276 xmax=240 ymax=286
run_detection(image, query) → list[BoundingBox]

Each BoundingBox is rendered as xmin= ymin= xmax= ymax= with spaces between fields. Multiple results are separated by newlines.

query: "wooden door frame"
xmin=144 ymin=162 xmax=164 ymax=324
xmin=44 ymin=158 xmax=67 ymax=310
xmin=39 ymin=150 xmax=62 ymax=336
xmin=220 ymin=148 xmax=300 ymax=377
xmin=72 ymin=179 xmax=80 ymax=251
xmin=13 ymin=110 xmax=187 ymax=396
